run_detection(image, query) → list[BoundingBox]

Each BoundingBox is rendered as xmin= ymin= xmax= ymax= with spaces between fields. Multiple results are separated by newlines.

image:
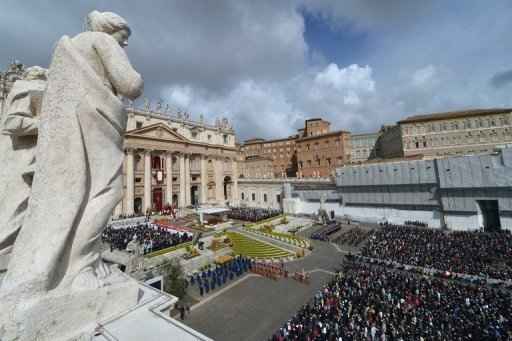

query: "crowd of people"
xmin=403 ymin=220 xmax=428 ymax=228
xmin=189 ymin=256 xmax=252 ymax=296
xmin=362 ymin=224 xmax=512 ymax=280
xmin=111 ymin=213 xmax=146 ymax=220
xmin=270 ymin=261 xmax=512 ymax=341
xmin=102 ymin=222 xmax=193 ymax=255
xmin=228 ymin=207 xmax=282 ymax=222
xmin=332 ymin=227 xmax=374 ymax=247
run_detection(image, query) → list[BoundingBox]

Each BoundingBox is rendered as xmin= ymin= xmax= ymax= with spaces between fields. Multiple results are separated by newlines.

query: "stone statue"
xmin=144 ymin=96 xmax=150 ymax=111
xmin=317 ymin=193 xmax=329 ymax=225
xmin=1 ymin=10 xmax=143 ymax=300
xmin=156 ymin=98 xmax=162 ymax=111
xmin=0 ymin=66 xmax=47 ymax=270
xmin=126 ymin=234 xmax=144 ymax=273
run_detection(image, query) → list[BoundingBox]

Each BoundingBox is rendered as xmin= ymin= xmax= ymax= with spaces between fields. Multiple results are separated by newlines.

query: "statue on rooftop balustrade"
xmin=0 ymin=66 xmax=47 ymax=271
xmin=0 ymin=9 xmax=143 ymax=304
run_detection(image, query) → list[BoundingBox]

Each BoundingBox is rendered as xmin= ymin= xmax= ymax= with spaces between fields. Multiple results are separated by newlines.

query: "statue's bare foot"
xmin=71 ymin=267 xmax=101 ymax=291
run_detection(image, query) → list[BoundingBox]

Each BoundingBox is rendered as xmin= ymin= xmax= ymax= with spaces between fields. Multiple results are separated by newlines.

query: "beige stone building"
xmin=115 ymin=106 xmax=239 ymax=215
xmin=239 ymin=155 xmax=274 ymax=179
xmin=399 ymin=108 xmax=512 ymax=158
xmin=350 ymin=132 xmax=380 ymax=163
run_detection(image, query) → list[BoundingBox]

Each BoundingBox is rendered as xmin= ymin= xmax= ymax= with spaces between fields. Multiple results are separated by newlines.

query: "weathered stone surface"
xmin=0 ymin=67 xmax=47 ymax=269
xmin=0 ymin=269 xmax=140 ymax=341
xmin=0 ymin=10 xmax=143 ymax=340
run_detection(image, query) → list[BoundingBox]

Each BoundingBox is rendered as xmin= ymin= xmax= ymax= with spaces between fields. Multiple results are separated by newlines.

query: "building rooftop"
xmin=127 ymin=107 xmax=234 ymax=133
xmin=351 ymin=132 xmax=381 ymax=138
xmin=94 ymin=279 xmax=213 ymax=341
xmin=398 ymin=108 xmax=512 ymax=124
xmin=305 ymin=118 xmax=330 ymax=123
xmin=242 ymin=135 xmax=298 ymax=145
xmin=296 ymin=129 xmax=350 ymax=142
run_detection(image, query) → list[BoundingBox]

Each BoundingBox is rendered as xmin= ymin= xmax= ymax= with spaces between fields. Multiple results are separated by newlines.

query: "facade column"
xmin=114 ymin=201 xmax=122 ymax=217
xmin=165 ymin=152 xmax=173 ymax=206
xmin=144 ymin=150 xmax=152 ymax=213
xmin=231 ymin=158 xmax=239 ymax=206
xmin=179 ymin=153 xmax=186 ymax=208
xmin=185 ymin=154 xmax=191 ymax=206
xmin=125 ymin=148 xmax=135 ymax=215
xmin=215 ymin=158 xmax=224 ymax=203
xmin=200 ymin=155 xmax=208 ymax=205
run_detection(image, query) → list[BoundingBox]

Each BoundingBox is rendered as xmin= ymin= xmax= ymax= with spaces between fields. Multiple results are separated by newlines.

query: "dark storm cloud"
xmin=0 ymin=0 xmax=306 ymax=103
xmin=2 ymin=0 xmax=512 ymax=140
xmin=490 ymin=70 xmax=512 ymax=89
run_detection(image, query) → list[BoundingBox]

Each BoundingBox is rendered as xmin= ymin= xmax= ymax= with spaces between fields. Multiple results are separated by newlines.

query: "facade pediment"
xmin=126 ymin=123 xmax=189 ymax=142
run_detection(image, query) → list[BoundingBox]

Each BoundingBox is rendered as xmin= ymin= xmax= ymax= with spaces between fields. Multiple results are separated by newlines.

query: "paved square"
xmin=184 ymin=272 xmax=332 ymax=341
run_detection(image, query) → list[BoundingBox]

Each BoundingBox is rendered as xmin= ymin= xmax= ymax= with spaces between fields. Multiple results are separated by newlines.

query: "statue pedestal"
xmin=1 ymin=270 xmax=141 ymax=341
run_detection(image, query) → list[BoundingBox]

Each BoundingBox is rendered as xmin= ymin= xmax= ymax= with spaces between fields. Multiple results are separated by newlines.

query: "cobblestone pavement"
xmin=184 ymin=272 xmax=331 ymax=341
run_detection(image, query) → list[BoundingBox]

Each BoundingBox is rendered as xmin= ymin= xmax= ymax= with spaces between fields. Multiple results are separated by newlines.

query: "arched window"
xmin=241 ymin=192 xmax=245 ymax=200
xmin=263 ymin=194 xmax=267 ymax=202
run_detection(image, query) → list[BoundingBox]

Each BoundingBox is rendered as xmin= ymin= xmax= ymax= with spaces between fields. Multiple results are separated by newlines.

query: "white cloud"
xmin=164 ymin=85 xmax=193 ymax=109
xmin=162 ymin=63 xmax=379 ymax=139
xmin=412 ymin=65 xmax=437 ymax=88
xmin=343 ymin=91 xmax=361 ymax=106
xmin=314 ymin=63 xmax=375 ymax=93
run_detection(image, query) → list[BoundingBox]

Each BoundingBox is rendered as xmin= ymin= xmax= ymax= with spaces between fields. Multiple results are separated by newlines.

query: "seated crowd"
xmin=270 ymin=261 xmax=512 ymax=340
xmin=362 ymin=223 xmax=512 ymax=280
xmin=404 ymin=220 xmax=428 ymax=228
xmin=228 ymin=207 xmax=282 ymax=222
xmin=102 ymin=222 xmax=193 ymax=255
xmin=332 ymin=227 xmax=374 ymax=247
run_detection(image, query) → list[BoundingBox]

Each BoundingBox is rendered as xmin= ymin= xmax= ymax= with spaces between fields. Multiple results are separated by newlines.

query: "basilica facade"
xmin=114 ymin=106 xmax=239 ymax=216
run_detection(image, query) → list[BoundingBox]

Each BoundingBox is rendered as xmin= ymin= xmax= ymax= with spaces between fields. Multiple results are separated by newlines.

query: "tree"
xmin=159 ymin=258 xmax=188 ymax=299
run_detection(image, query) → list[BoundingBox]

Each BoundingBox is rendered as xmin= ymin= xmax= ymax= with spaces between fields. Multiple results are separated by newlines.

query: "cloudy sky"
xmin=2 ymin=0 xmax=512 ymax=141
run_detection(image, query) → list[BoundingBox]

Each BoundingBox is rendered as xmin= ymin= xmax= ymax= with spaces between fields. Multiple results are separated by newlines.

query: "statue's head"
xmin=23 ymin=66 xmax=48 ymax=81
xmin=86 ymin=10 xmax=131 ymax=48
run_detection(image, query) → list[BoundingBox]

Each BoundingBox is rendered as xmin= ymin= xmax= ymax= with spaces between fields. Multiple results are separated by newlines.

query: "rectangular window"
xmin=252 ymin=193 xmax=256 ymax=201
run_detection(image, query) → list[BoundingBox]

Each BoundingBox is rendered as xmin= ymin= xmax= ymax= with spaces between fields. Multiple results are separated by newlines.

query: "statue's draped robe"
xmin=0 ymin=80 xmax=43 ymax=260
xmin=2 ymin=33 xmax=142 ymax=295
